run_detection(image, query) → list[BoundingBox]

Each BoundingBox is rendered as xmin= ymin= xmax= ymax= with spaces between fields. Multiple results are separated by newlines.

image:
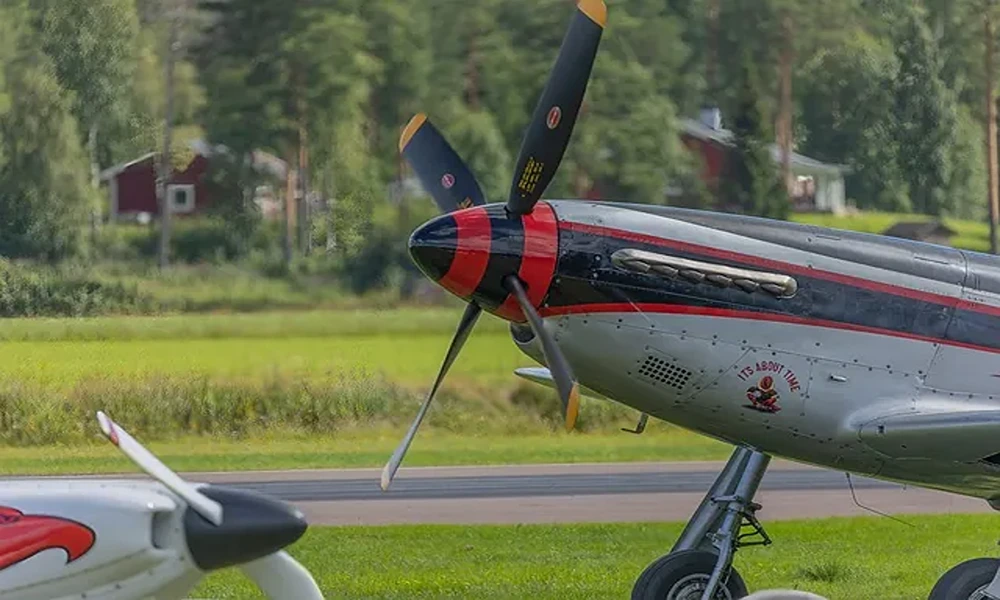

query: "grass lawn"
xmin=0 ymin=331 xmax=521 ymax=389
xmin=0 ymin=426 xmax=731 ymax=475
xmin=792 ymin=211 xmax=992 ymax=253
xmin=0 ymin=308 xmax=517 ymax=389
xmin=193 ymin=514 xmax=1000 ymax=599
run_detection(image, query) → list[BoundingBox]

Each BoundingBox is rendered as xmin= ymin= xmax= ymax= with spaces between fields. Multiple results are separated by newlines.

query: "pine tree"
xmin=0 ymin=4 xmax=92 ymax=260
xmin=725 ymin=58 xmax=787 ymax=219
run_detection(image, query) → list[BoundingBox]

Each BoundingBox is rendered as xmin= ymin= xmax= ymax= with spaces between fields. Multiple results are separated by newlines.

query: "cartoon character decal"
xmin=744 ymin=375 xmax=781 ymax=413
xmin=737 ymin=361 xmax=802 ymax=414
xmin=0 ymin=507 xmax=96 ymax=572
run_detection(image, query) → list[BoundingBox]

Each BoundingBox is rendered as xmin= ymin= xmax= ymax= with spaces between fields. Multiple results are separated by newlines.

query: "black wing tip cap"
xmin=578 ymin=0 xmax=607 ymax=28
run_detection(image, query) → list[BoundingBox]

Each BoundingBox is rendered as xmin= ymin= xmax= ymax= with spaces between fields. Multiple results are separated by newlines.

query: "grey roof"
xmin=883 ymin=220 xmax=955 ymax=240
xmin=99 ymin=139 xmax=288 ymax=182
xmin=680 ymin=118 xmax=848 ymax=177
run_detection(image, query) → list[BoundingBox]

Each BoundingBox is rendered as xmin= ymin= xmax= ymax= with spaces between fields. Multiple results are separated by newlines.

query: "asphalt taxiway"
xmin=184 ymin=460 xmax=992 ymax=525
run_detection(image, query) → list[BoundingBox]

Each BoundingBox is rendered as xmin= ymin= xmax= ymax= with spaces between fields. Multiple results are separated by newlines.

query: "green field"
xmin=0 ymin=308 xmax=517 ymax=389
xmin=0 ymin=308 xmax=735 ymax=469
xmin=192 ymin=514 xmax=1000 ymax=599
xmin=791 ymin=211 xmax=992 ymax=253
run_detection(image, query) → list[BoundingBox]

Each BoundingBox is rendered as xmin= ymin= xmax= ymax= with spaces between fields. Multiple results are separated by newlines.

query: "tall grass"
xmin=0 ymin=374 xmax=636 ymax=446
xmin=0 ymin=306 xmax=506 ymax=342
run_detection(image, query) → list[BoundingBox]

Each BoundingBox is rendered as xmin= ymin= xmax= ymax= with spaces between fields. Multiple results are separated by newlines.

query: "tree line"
xmin=1 ymin=0 xmax=999 ymax=266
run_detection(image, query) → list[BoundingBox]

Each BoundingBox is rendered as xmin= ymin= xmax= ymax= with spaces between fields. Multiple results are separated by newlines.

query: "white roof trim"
xmin=99 ymin=140 xmax=289 ymax=182
xmin=679 ymin=118 xmax=848 ymax=176
xmin=98 ymin=152 xmax=155 ymax=181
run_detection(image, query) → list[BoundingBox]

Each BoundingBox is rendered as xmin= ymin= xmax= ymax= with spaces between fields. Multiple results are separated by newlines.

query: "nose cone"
xmin=183 ymin=486 xmax=308 ymax=571
xmin=408 ymin=202 xmax=559 ymax=322
xmin=408 ymin=213 xmax=459 ymax=282
xmin=409 ymin=207 xmax=492 ymax=300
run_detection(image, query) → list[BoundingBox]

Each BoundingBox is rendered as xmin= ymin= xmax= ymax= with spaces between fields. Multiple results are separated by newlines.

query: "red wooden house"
xmin=679 ymin=108 xmax=848 ymax=214
xmin=99 ymin=140 xmax=287 ymax=222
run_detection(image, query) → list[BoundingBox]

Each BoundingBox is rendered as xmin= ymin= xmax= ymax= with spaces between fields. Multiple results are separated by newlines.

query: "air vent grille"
xmin=637 ymin=355 xmax=692 ymax=390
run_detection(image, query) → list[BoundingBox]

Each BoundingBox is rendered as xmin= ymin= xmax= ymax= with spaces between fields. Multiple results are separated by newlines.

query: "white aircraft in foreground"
xmin=0 ymin=412 xmax=323 ymax=600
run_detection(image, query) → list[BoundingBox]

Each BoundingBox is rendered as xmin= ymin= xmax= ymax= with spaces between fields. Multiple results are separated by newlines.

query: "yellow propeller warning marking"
xmin=565 ymin=383 xmax=581 ymax=431
xmin=577 ymin=0 xmax=607 ymax=28
xmin=399 ymin=113 xmax=427 ymax=153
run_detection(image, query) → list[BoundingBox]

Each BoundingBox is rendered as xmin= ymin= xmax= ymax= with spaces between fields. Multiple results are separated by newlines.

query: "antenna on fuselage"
xmin=845 ymin=473 xmax=914 ymax=528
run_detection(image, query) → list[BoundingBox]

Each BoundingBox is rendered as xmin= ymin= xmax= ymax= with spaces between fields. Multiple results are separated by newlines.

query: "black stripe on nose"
xmin=474 ymin=206 xmax=525 ymax=310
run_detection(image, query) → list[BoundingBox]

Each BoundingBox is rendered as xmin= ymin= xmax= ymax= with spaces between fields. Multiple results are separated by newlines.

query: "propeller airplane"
xmin=0 ymin=412 xmax=322 ymax=600
xmin=379 ymin=0 xmax=1000 ymax=598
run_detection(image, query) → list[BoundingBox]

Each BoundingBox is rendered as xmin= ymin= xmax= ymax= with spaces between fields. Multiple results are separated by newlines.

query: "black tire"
xmin=632 ymin=550 xmax=749 ymax=600
xmin=928 ymin=558 xmax=1000 ymax=600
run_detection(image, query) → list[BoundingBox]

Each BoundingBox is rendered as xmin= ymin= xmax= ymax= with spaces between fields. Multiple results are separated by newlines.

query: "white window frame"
xmin=167 ymin=183 xmax=196 ymax=214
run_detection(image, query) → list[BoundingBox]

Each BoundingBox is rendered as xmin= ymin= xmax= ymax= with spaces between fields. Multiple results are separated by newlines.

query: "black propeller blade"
xmin=381 ymin=303 xmax=482 ymax=490
xmin=505 ymin=275 xmax=580 ymax=430
xmin=506 ymin=0 xmax=606 ymax=216
xmin=384 ymin=0 xmax=607 ymax=490
xmin=399 ymin=113 xmax=487 ymax=212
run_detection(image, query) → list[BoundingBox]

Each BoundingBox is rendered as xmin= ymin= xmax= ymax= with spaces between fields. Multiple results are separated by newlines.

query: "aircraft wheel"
xmin=631 ymin=550 xmax=748 ymax=600
xmin=928 ymin=558 xmax=1000 ymax=600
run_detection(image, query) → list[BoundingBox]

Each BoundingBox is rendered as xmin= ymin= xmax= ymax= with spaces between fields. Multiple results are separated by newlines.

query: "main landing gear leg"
xmin=631 ymin=446 xmax=772 ymax=600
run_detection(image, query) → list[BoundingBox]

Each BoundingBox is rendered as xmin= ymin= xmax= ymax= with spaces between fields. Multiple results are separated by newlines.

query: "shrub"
xmin=0 ymin=259 xmax=153 ymax=317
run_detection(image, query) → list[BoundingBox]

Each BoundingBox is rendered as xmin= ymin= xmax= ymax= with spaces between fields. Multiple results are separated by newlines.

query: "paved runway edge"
xmin=17 ymin=461 xmax=992 ymax=525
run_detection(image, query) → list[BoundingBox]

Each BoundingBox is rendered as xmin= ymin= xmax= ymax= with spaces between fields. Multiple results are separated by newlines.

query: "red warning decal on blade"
xmin=441 ymin=173 xmax=455 ymax=189
xmin=546 ymin=106 xmax=562 ymax=130
xmin=0 ymin=507 xmax=96 ymax=571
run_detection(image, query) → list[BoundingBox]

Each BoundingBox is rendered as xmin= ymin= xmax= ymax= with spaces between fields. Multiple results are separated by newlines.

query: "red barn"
xmin=679 ymin=108 xmax=849 ymax=214
xmin=99 ymin=140 xmax=287 ymax=222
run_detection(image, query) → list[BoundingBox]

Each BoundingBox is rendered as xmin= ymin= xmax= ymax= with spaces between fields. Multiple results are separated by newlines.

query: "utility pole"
xmin=706 ymin=0 xmax=720 ymax=99
xmin=298 ymin=125 xmax=311 ymax=255
xmin=986 ymin=1 xmax=1000 ymax=254
xmin=777 ymin=12 xmax=794 ymax=202
xmin=283 ymin=154 xmax=297 ymax=268
xmin=157 ymin=0 xmax=184 ymax=269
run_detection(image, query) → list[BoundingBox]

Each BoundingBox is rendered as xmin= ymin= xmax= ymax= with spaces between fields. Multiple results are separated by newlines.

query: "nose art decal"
xmin=438 ymin=206 xmax=492 ymax=299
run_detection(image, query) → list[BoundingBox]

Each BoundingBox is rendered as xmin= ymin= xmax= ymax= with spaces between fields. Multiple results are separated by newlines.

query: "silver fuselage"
xmin=513 ymin=201 xmax=1000 ymax=503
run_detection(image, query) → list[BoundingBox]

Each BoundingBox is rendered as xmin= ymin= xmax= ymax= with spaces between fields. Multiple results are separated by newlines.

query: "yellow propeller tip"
xmin=565 ymin=384 xmax=581 ymax=432
xmin=578 ymin=0 xmax=607 ymax=28
xmin=399 ymin=113 xmax=427 ymax=153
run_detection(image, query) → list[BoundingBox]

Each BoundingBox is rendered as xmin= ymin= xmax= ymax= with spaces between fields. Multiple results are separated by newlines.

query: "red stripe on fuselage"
xmin=559 ymin=221 xmax=1000 ymax=318
xmin=495 ymin=202 xmax=560 ymax=322
xmin=538 ymin=302 xmax=1000 ymax=355
xmin=439 ymin=207 xmax=491 ymax=299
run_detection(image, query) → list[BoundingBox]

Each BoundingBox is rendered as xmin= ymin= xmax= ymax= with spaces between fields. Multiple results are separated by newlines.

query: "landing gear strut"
xmin=632 ymin=446 xmax=772 ymax=600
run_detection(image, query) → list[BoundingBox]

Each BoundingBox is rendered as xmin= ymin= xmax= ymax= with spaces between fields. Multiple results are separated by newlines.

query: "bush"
xmin=0 ymin=259 xmax=154 ymax=317
xmin=94 ymin=218 xmax=283 ymax=265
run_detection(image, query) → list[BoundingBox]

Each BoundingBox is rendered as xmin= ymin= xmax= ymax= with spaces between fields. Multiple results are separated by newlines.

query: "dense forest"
xmin=1 ymin=0 xmax=999 ymax=269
